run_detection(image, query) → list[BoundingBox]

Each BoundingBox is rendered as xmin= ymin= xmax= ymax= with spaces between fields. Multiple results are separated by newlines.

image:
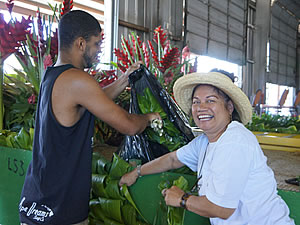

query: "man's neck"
xmin=55 ymin=51 xmax=83 ymax=69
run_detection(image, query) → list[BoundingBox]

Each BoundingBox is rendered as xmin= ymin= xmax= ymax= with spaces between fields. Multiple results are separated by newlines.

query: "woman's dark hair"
xmin=210 ymin=68 xmax=236 ymax=82
xmin=191 ymin=84 xmax=241 ymax=123
xmin=58 ymin=10 xmax=102 ymax=50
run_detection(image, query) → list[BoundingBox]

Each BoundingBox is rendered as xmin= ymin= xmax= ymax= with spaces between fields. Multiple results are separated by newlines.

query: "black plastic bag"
xmin=118 ymin=65 xmax=194 ymax=164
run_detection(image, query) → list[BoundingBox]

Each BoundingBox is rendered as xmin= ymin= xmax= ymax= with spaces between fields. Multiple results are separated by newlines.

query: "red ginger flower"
xmin=50 ymin=29 xmax=58 ymax=60
xmin=117 ymin=63 xmax=127 ymax=73
xmin=121 ymin=38 xmax=134 ymax=64
xmin=114 ymin=48 xmax=131 ymax=71
xmin=36 ymin=11 xmax=43 ymax=41
xmin=0 ymin=14 xmax=32 ymax=60
xmin=153 ymin=26 xmax=167 ymax=49
xmin=36 ymin=10 xmax=47 ymax=58
xmin=43 ymin=54 xmax=53 ymax=69
xmin=131 ymin=34 xmax=142 ymax=61
xmin=90 ymin=69 xmax=117 ymax=87
xmin=142 ymin=42 xmax=150 ymax=68
xmin=98 ymin=70 xmax=117 ymax=87
xmin=147 ymin=40 xmax=159 ymax=65
xmin=158 ymin=47 xmax=180 ymax=73
xmin=61 ymin=0 xmax=73 ymax=16
xmin=6 ymin=0 xmax=14 ymax=14
xmin=164 ymin=40 xmax=170 ymax=55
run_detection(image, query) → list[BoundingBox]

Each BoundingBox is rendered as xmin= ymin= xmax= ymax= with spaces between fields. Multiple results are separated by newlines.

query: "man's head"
xmin=58 ymin=10 xmax=101 ymax=50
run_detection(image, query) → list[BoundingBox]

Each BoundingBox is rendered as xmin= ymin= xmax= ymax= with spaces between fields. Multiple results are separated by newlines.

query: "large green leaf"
xmin=103 ymin=218 xmax=124 ymax=225
xmin=90 ymin=199 xmax=106 ymax=221
xmin=167 ymin=207 xmax=184 ymax=225
xmin=89 ymin=217 xmax=105 ymax=225
xmin=97 ymin=156 xmax=112 ymax=174
xmin=120 ymin=185 xmax=148 ymax=223
xmin=92 ymin=174 xmax=109 ymax=198
xmin=98 ymin=197 xmax=123 ymax=224
xmin=173 ymin=176 xmax=188 ymax=192
xmin=92 ymin=152 xmax=111 ymax=174
xmin=109 ymin=153 xmax=131 ymax=179
xmin=105 ymin=179 xmax=124 ymax=200
xmin=0 ymin=135 xmax=8 ymax=147
xmin=11 ymin=103 xmax=30 ymax=114
xmin=121 ymin=204 xmax=137 ymax=225
xmin=14 ymin=127 xmax=31 ymax=150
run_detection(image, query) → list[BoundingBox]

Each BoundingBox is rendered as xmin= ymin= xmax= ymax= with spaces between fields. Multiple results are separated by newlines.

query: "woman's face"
xmin=192 ymin=85 xmax=233 ymax=141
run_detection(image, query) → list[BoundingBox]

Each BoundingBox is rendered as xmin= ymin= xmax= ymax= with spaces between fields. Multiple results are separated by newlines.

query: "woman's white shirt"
xmin=176 ymin=121 xmax=295 ymax=225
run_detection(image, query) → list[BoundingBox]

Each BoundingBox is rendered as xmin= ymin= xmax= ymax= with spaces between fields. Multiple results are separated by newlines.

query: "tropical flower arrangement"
xmin=0 ymin=0 xmax=71 ymax=148
xmin=113 ymin=26 xmax=196 ymax=95
xmin=0 ymin=0 xmax=196 ymax=148
xmin=92 ymin=27 xmax=196 ymax=146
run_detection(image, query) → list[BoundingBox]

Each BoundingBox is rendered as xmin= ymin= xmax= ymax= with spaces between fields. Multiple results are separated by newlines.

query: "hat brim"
xmin=173 ymin=72 xmax=252 ymax=125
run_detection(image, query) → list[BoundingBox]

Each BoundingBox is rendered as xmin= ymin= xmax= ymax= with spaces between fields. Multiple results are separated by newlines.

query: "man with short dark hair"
xmin=19 ymin=10 xmax=160 ymax=225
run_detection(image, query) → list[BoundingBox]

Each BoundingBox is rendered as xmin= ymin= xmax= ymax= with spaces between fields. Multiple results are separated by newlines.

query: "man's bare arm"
xmin=69 ymin=69 xmax=160 ymax=135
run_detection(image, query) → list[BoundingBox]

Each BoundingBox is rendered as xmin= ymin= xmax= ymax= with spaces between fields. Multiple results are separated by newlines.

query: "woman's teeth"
xmin=198 ymin=115 xmax=213 ymax=121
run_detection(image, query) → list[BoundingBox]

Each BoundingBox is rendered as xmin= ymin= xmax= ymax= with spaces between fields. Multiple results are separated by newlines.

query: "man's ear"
xmin=74 ymin=37 xmax=86 ymax=51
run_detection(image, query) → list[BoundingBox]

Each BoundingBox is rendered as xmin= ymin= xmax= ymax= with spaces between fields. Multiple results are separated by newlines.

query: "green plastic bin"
xmin=278 ymin=189 xmax=300 ymax=224
xmin=129 ymin=172 xmax=211 ymax=225
xmin=0 ymin=147 xmax=32 ymax=225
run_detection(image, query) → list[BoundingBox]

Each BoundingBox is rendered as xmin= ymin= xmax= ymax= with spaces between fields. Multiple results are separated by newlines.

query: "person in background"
xmin=120 ymin=70 xmax=295 ymax=225
xmin=19 ymin=10 xmax=160 ymax=225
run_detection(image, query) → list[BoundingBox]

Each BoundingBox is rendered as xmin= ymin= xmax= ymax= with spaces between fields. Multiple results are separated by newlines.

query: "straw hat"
xmin=173 ymin=72 xmax=252 ymax=125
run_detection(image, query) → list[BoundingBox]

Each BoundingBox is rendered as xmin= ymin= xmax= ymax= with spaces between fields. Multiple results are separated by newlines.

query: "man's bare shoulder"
xmin=59 ymin=67 xmax=92 ymax=80
xmin=55 ymin=67 xmax=99 ymax=90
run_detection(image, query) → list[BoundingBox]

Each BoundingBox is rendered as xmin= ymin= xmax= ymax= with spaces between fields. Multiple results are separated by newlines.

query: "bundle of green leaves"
xmin=158 ymin=176 xmax=189 ymax=225
xmin=89 ymin=152 xmax=149 ymax=225
xmin=137 ymin=88 xmax=187 ymax=152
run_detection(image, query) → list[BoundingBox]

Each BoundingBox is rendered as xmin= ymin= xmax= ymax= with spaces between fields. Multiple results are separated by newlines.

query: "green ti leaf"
xmin=90 ymin=199 xmax=106 ymax=221
xmin=109 ymin=153 xmax=131 ymax=179
xmin=92 ymin=174 xmax=109 ymax=198
xmin=121 ymin=204 xmax=137 ymax=225
xmin=105 ymin=179 xmax=125 ymax=200
xmin=98 ymin=197 xmax=123 ymax=224
xmin=120 ymin=184 xmax=148 ymax=224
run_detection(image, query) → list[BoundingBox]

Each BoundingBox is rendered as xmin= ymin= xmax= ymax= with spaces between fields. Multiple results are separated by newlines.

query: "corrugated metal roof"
xmin=277 ymin=0 xmax=300 ymax=20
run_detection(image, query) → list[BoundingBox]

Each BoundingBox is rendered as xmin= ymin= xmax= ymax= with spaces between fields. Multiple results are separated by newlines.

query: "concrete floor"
xmin=94 ymin=145 xmax=300 ymax=192
xmin=263 ymin=149 xmax=300 ymax=192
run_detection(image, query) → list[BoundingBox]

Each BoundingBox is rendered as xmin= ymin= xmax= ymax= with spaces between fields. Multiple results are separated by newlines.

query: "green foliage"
xmin=1 ymin=3 xmax=60 ymax=147
xmin=90 ymin=153 xmax=149 ymax=225
xmin=158 ymin=176 xmax=189 ymax=225
xmin=246 ymin=113 xmax=300 ymax=134
xmin=3 ymin=77 xmax=36 ymax=132
xmin=0 ymin=128 xmax=34 ymax=150
xmin=137 ymin=88 xmax=187 ymax=152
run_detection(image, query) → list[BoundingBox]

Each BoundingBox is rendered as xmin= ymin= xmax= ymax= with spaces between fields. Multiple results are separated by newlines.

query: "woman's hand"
xmin=119 ymin=168 xmax=138 ymax=187
xmin=162 ymin=185 xmax=185 ymax=207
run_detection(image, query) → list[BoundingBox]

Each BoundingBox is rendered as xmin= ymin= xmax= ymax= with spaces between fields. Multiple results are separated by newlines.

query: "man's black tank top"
xmin=19 ymin=64 xmax=95 ymax=224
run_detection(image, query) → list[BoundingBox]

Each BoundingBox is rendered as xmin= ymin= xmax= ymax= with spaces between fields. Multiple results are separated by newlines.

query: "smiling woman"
xmin=191 ymin=84 xmax=234 ymax=142
xmin=119 ymin=70 xmax=296 ymax=225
